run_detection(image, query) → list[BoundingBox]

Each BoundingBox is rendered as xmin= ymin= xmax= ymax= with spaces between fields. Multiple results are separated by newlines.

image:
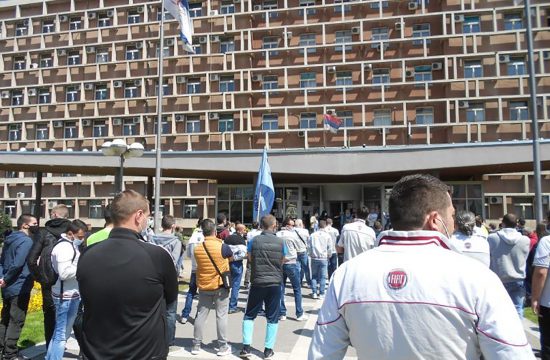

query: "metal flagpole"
xmin=256 ymin=191 xmax=262 ymax=223
xmin=153 ymin=0 xmax=167 ymax=232
xmin=524 ymin=0 xmax=543 ymax=223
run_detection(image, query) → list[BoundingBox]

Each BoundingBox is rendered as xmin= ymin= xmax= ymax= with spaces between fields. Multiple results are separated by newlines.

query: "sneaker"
xmin=296 ymin=314 xmax=308 ymax=321
xmin=239 ymin=345 xmax=252 ymax=358
xmin=177 ymin=314 xmax=188 ymax=324
xmin=228 ymin=308 xmax=240 ymax=314
xmin=263 ymin=348 xmax=275 ymax=359
xmin=319 ymin=294 xmax=325 ymax=300
xmin=191 ymin=343 xmax=201 ymax=355
xmin=312 ymin=293 xmax=318 ymax=299
xmin=217 ymin=344 xmax=232 ymax=356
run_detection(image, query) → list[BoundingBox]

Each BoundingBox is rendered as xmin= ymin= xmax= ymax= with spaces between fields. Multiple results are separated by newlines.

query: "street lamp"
xmin=101 ymin=139 xmax=144 ymax=193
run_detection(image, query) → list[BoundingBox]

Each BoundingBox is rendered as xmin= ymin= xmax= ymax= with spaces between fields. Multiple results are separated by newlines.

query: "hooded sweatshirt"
xmin=487 ymin=227 xmax=530 ymax=283
xmin=151 ymin=232 xmax=183 ymax=273
xmin=0 ymin=230 xmax=34 ymax=299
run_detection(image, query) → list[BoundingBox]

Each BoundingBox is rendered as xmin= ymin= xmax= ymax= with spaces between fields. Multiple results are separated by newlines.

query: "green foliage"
xmin=0 ymin=212 xmax=12 ymax=244
xmin=18 ymin=311 xmax=45 ymax=349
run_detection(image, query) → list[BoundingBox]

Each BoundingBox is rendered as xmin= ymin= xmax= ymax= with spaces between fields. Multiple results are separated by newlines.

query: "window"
xmin=372 ymin=68 xmax=390 ymax=87
xmin=154 ymin=117 xmax=171 ymax=134
xmin=36 ymin=123 xmax=49 ymax=140
xmin=299 ymin=0 xmax=316 ymax=16
xmin=464 ymin=60 xmax=483 ymax=78
xmin=262 ymin=75 xmax=278 ymax=90
xmin=371 ymin=27 xmax=389 ymax=48
xmin=69 ymin=17 xmax=82 ymax=31
xmin=218 ymin=114 xmax=234 ymax=132
xmin=8 ymin=124 xmax=21 ymax=141
xmin=38 ymin=88 xmax=51 ymax=104
xmin=16 ymin=22 xmax=28 ymax=37
xmin=466 ymin=103 xmax=485 ymax=122
xmin=189 ymin=3 xmax=202 ymax=17
xmin=510 ymin=101 xmax=528 ymax=120
xmin=504 ymin=13 xmax=523 ymax=30
xmin=335 ymin=30 xmax=352 ymax=52
xmin=300 ymin=72 xmax=317 ymax=88
xmin=192 ymin=45 xmax=202 ymax=54
xmin=336 ymin=71 xmax=352 ymax=90
xmin=157 ymin=10 xmax=174 ymax=21
xmin=123 ymin=118 xmax=138 ymax=135
xmin=220 ymin=2 xmax=235 ymax=14
xmin=262 ymin=37 xmax=279 ymax=56
xmin=98 ymin=15 xmax=111 ymax=27
xmin=13 ymin=56 xmax=26 ymax=70
xmin=42 ymin=19 xmax=55 ymax=33
xmin=186 ymin=116 xmax=201 ymax=133
xmin=334 ymin=0 xmax=351 ymax=14
xmin=412 ymin=23 xmax=431 ymax=46
xmin=337 ymin=111 xmax=353 ymax=127
xmin=40 ymin=54 xmax=53 ymax=68
xmin=219 ymin=76 xmax=235 ymax=92
xmin=507 ymin=57 xmax=526 ymax=76
xmin=67 ymin=51 xmax=81 ymax=66
xmin=299 ymin=33 xmax=316 ymax=54
xmin=262 ymin=0 xmax=279 ymax=18
xmin=416 ymin=107 xmax=434 ymax=124
xmin=370 ymin=1 xmax=388 ymax=9
xmin=66 ymin=86 xmax=80 ymax=102
xmin=463 ymin=16 xmax=480 ymax=34
xmin=220 ymin=39 xmax=235 ymax=53
xmin=64 ymin=121 xmax=77 ymax=138
xmin=93 ymin=121 xmax=107 ymax=137
xmin=183 ymin=200 xmax=199 ymax=218
xmin=95 ymin=84 xmax=108 ymax=100
xmin=155 ymin=80 xmax=171 ymax=96
xmin=124 ymin=82 xmax=139 ymax=98
xmin=300 ymin=112 xmax=317 ymax=129
xmin=127 ymin=11 xmax=141 ymax=24
xmin=88 ymin=200 xmax=104 ymax=219
xmin=156 ymin=45 xmax=170 ymax=58
xmin=4 ymin=201 xmax=17 ymax=219
xmin=126 ymin=46 xmax=141 ymax=61
xmin=5 ymin=172 xmax=18 ymax=179
xmin=12 ymin=90 xmax=23 ymax=106
xmin=262 ymin=114 xmax=278 ymax=130
xmin=96 ymin=49 xmax=110 ymax=63
xmin=414 ymin=65 xmax=432 ymax=86
xmin=373 ymin=109 xmax=391 ymax=126
xmin=187 ymin=78 xmax=202 ymax=94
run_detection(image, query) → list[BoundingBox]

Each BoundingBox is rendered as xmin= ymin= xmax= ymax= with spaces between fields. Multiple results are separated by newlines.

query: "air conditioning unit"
xmin=16 ymin=192 xmax=25 ymax=198
xmin=57 ymin=48 xmax=67 ymax=56
xmin=286 ymin=31 xmax=293 ymax=39
xmin=31 ymin=63 xmax=39 ymax=69
xmin=88 ymin=12 xmax=97 ymax=19
xmin=209 ymin=112 xmax=219 ymax=120
xmin=74 ymin=84 xmax=81 ymax=91
xmin=374 ymin=43 xmax=389 ymax=52
xmin=408 ymin=2 xmax=418 ymax=10
xmin=544 ymin=51 xmax=550 ymax=60
xmin=405 ymin=70 xmax=414 ymax=78
xmin=166 ymin=38 xmax=175 ymax=46
xmin=132 ymin=117 xmax=140 ymax=124
xmin=459 ymin=100 xmax=469 ymax=108
xmin=113 ymin=118 xmax=122 ymax=125
xmin=176 ymin=76 xmax=186 ymax=84
xmin=59 ymin=15 xmax=69 ymax=22
xmin=499 ymin=54 xmax=510 ymax=63
xmin=364 ymin=63 xmax=372 ymax=71
xmin=326 ymin=109 xmax=336 ymax=115
xmin=298 ymin=131 xmax=305 ymax=137
xmin=327 ymin=65 xmax=336 ymax=73
xmin=107 ymin=9 xmax=115 ymax=18
xmin=252 ymin=74 xmax=262 ymax=82
xmin=175 ymin=114 xmax=185 ymax=122
xmin=82 ymin=119 xmax=92 ymax=126
xmin=137 ymin=6 xmax=144 ymax=14
xmin=23 ymin=19 xmax=29 ymax=26
xmin=454 ymin=14 xmax=464 ymax=22
xmin=113 ymin=80 xmax=123 ymax=88
xmin=210 ymin=74 xmax=219 ymax=81
xmin=86 ymin=46 xmax=96 ymax=53
xmin=198 ymin=36 xmax=207 ymax=44
xmin=84 ymin=83 xmax=94 ymax=90
xmin=395 ymin=22 xmax=402 ymax=31
xmin=253 ymin=5 xmax=263 ymax=11
xmin=1 ymin=91 xmax=10 ymax=99
xmin=209 ymin=10 xmax=219 ymax=16
xmin=211 ymin=35 xmax=220 ymax=42
xmin=134 ymin=79 xmax=142 ymax=87
xmin=233 ymin=0 xmax=240 ymax=3
xmin=489 ymin=196 xmax=503 ymax=204
xmin=351 ymin=27 xmax=361 ymax=35
xmin=432 ymin=62 xmax=443 ymax=70
xmin=136 ymin=42 xmax=143 ymax=49
xmin=28 ymin=88 xmax=37 ymax=96
xmin=53 ymin=120 xmax=63 ymax=128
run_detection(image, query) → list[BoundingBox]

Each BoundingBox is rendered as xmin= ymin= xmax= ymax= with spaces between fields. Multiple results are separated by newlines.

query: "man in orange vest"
xmin=191 ymin=218 xmax=233 ymax=356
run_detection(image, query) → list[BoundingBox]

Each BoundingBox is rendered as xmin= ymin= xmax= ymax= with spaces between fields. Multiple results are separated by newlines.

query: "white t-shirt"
xmin=534 ymin=235 xmax=550 ymax=307
xmin=337 ymin=219 xmax=376 ymax=262
xmin=450 ymin=232 xmax=490 ymax=267
xmin=51 ymin=235 xmax=81 ymax=299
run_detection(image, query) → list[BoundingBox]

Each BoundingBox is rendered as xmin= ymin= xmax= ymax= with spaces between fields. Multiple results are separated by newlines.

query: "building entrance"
xmin=328 ymin=201 xmax=354 ymax=230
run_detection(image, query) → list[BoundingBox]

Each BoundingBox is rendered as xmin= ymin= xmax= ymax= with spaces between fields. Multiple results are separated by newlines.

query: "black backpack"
xmin=37 ymin=238 xmax=76 ymax=287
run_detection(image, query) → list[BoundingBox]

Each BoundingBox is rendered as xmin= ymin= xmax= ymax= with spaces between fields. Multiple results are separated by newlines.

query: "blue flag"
xmin=253 ymin=148 xmax=275 ymax=222
xmin=164 ymin=0 xmax=195 ymax=53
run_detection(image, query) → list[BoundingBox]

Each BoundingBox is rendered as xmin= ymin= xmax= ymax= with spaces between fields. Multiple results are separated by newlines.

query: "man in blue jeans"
xmin=294 ymin=219 xmax=311 ymax=288
xmin=308 ymin=220 xmax=333 ymax=300
xmin=224 ymin=223 xmax=247 ymax=313
xmin=177 ymin=222 xmax=204 ymax=324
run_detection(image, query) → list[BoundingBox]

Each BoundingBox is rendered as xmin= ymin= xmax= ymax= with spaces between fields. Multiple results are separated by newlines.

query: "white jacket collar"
xmin=376 ymin=230 xmax=461 ymax=253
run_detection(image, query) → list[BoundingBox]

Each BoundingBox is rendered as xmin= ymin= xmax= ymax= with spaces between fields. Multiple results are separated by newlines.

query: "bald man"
xmin=225 ymin=223 xmax=248 ymax=313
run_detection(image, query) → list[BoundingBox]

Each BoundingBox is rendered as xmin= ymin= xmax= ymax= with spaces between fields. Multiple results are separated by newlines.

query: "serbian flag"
xmin=164 ymin=0 xmax=195 ymax=53
xmin=323 ymin=113 xmax=343 ymax=134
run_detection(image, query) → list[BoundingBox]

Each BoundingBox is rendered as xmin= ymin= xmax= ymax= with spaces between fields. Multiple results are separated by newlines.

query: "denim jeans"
xmin=328 ymin=253 xmax=338 ymax=279
xmin=229 ymin=261 xmax=244 ymax=311
xmin=181 ymin=272 xmax=197 ymax=318
xmin=310 ymin=259 xmax=328 ymax=296
xmin=166 ymin=300 xmax=177 ymax=347
xmin=297 ymin=252 xmax=311 ymax=287
xmin=280 ymin=263 xmax=303 ymax=318
xmin=45 ymin=297 xmax=80 ymax=360
xmin=503 ymin=280 xmax=525 ymax=319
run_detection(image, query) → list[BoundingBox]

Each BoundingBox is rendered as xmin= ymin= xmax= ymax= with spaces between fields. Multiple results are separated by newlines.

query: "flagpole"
xmin=153 ymin=0 xmax=167 ymax=232
xmin=256 ymin=191 xmax=262 ymax=223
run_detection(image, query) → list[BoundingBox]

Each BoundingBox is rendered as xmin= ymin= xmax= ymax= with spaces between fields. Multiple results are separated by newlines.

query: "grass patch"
xmin=18 ymin=310 xmax=44 ymax=349
xmin=524 ymin=306 xmax=539 ymax=324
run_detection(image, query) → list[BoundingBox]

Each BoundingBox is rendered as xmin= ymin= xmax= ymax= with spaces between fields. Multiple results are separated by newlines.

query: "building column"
xmin=34 ymin=171 xmax=43 ymax=226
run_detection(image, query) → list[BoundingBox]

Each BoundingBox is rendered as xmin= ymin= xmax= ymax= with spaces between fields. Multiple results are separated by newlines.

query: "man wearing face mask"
xmin=77 ymin=190 xmax=178 ymax=360
xmin=0 ymin=214 xmax=37 ymax=360
xmin=309 ymin=174 xmax=534 ymax=360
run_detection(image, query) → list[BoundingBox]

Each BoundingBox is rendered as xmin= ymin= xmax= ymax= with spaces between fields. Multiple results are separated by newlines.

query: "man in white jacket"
xmin=309 ymin=174 xmax=534 ymax=360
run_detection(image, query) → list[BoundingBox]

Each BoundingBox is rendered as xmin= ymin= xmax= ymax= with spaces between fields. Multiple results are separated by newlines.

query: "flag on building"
xmin=253 ymin=148 xmax=275 ymax=222
xmin=164 ymin=0 xmax=195 ymax=53
xmin=324 ymin=113 xmax=343 ymax=134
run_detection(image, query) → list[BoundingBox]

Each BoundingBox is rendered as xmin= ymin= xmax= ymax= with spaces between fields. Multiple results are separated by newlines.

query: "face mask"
xmin=28 ymin=225 xmax=40 ymax=235
xmin=74 ymin=238 xmax=84 ymax=247
xmin=436 ymin=217 xmax=451 ymax=239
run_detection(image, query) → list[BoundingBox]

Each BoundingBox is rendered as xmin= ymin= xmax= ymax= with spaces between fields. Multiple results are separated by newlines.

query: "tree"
xmin=0 ymin=212 xmax=13 ymax=245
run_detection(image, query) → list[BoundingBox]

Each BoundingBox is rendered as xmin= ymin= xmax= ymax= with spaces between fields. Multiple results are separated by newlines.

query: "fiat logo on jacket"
xmin=387 ymin=269 xmax=408 ymax=290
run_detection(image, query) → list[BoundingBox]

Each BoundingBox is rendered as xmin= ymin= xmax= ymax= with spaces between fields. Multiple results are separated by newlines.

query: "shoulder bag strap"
xmin=295 ymin=230 xmax=307 ymax=246
xmin=202 ymin=242 xmax=224 ymax=278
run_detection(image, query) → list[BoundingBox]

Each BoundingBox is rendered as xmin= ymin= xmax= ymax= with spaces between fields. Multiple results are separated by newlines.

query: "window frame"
xmin=262 ymin=113 xmax=279 ymax=130
xmin=300 ymin=112 xmax=317 ymax=129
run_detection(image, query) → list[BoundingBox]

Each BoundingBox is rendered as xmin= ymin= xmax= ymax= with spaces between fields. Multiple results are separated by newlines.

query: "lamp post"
xmin=101 ymin=139 xmax=144 ymax=194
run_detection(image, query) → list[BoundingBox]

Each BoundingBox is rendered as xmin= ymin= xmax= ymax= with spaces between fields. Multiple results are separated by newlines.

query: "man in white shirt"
xmin=325 ymin=219 xmax=339 ymax=279
xmin=294 ymin=219 xmax=312 ymax=288
xmin=309 ymin=174 xmax=534 ymax=360
xmin=531 ymin=233 xmax=550 ymax=358
xmin=336 ymin=210 xmax=376 ymax=262
xmin=308 ymin=221 xmax=333 ymax=300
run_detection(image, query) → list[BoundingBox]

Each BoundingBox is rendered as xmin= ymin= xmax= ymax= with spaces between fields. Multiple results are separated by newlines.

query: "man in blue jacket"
xmin=0 ymin=214 xmax=37 ymax=360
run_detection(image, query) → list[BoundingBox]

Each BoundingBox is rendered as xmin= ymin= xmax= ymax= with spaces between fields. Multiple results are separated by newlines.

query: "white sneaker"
xmin=279 ymin=315 xmax=287 ymax=321
xmin=296 ymin=314 xmax=308 ymax=321
xmin=312 ymin=293 xmax=318 ymax=299
xmin=65 ymin=335 xmax=80 ymax=351
xmin=217 ymin=344 xmax=232 ymax=356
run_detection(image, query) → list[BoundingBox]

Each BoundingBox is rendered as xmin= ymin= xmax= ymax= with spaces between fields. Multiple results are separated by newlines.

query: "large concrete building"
xmin=0 ymin=0 xmax=549 ymax=228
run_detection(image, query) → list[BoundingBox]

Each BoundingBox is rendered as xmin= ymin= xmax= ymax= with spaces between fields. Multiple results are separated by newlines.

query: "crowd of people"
xmin=0 ymin=175 xmax=549 ymax=359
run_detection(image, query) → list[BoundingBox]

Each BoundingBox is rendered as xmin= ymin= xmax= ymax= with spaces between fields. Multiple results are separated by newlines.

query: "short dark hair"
xmin=111 ymin=190 xmax=149 ymax=226
xmin=104 ymin=204 xmax=113 ymax=225
xmin=216 ymin=213 xmax=226 ymax=225
xmin=389 ymin=174 xmax=452 ymax=230
xmin=261 ymin=215 xmax=276 ymax=230
xmin=69 ymin=219 xmax=88 ymax=234
xmin=356 ymin=209 xmax=368 ymax=221
xmin=201 ymin=218 xmax=216 ymax=236
xmin=17 ymin=214 xmax=35 ymax=230
xmin=318 ymin=220 xmax=327 ymax=229
xmin=518 ymin=217 xmax=526 ymax=226
xmin=502 ymin=213 xmax=517 ymax=228
xmin=282 ymin=217 xmax=294 ymax=227
xmin=161 ymin=215 xmax=175 ymax=230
